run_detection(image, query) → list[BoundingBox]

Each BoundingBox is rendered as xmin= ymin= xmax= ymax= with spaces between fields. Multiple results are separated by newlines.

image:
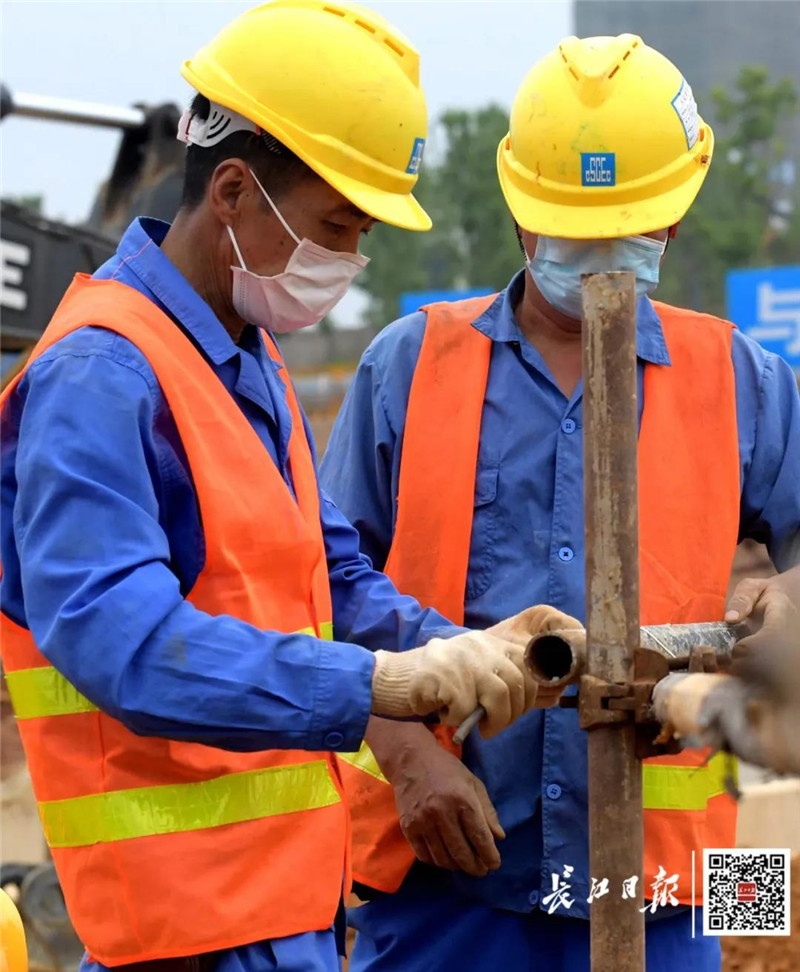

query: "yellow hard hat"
xmin=182 ymin=0 xmax=431 ymax=231
xmin=0 ymin=889 xmax=27 ymax=972
xmin=497 ymin=34 xmax=714 ymax=238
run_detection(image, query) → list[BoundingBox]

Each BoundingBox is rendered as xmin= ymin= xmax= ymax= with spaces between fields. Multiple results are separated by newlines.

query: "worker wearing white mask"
xmin=0 ymin=5 xmax=576 ymax=972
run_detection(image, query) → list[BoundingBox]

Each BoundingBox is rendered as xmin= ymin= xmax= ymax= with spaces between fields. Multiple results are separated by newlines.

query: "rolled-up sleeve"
xmin=12 ymin=343 xmax=375 ymax=753
xmin=734 ymin=331 xmax=800 ymax=570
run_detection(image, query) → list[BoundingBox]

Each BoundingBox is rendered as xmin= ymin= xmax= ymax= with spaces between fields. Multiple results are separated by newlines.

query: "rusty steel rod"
xmin=526 ymin=621 xmax=750 ymax=688
xmin=582 ymin=271 xmax=645 ymax=972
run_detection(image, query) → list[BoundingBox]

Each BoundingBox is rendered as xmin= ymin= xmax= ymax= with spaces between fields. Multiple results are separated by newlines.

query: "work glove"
xmin=371 ymin=605 xmax=581 ymax=737
xmin=487 ymin=605 xmax=584 ymax=708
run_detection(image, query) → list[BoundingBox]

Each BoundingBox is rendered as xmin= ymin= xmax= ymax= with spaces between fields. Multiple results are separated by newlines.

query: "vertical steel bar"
xmin=582 ymin=271 xmax=644 ymax=972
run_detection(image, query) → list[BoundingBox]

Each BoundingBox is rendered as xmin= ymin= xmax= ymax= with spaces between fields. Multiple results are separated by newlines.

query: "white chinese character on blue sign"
xmin=726 ymin=266 xmax=800 ymax=370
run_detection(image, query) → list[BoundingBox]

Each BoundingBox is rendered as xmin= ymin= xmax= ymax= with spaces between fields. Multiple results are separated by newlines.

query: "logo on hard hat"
xmin=671 ymin=80 xmax=699 ymax=150
xmin=406 ymin=138 xmax=426 ymax=175
xmin=581 ymin=153 xmax=616 ymax=187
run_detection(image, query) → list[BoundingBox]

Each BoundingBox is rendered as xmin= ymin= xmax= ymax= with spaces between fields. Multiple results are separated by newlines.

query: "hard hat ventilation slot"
xmin=323 ymin=6 xmax=347 ymax=17
xmin=608 ymin=65 xmax=620 ymax=79
xmin=383 ymin=37 xmax=404 ymax=57
xmin=559 ymin=49 xmax=579 ymax=80
xmin=355 ymin=19 xmax=376 ymax=34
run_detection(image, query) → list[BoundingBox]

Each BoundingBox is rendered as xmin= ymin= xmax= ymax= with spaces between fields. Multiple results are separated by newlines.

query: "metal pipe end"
xmin=525 ymin=629 xmax=587 ymax=687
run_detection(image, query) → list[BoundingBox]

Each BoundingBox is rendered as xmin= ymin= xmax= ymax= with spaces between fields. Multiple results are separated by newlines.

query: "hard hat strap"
xmin=248 ymin=168 xmax=302 ymax=246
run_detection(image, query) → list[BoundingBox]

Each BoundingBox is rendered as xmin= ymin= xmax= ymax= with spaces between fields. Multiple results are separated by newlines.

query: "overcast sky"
xmin=1 ymin=0 xmax=573 ymax=223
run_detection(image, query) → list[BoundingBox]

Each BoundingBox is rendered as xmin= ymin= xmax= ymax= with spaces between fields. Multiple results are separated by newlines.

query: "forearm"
xmin=365 ymin=715 xmax=443 ymax=781
xmin=24 ymin=558 xmax=375 ymax=753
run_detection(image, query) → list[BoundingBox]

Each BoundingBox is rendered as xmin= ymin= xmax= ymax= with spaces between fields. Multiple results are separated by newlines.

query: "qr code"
xmin=704 ymin=848 xmax=791 ymax=936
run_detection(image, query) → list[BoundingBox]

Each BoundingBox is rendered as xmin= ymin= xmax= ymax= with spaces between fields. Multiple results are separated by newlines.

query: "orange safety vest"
xmin=338 ymin=294 xmax=741 ymax=903
xmin=1 ymin=276 xmax=349 ymax=966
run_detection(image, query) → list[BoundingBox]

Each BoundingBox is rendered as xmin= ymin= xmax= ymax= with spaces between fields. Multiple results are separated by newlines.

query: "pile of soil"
xmin=721 ymin=855 xmax=800 ymax=971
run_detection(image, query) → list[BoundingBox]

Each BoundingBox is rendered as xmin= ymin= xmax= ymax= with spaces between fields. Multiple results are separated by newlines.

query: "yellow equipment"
xmin=0 ymin=889 xmax=27 ymax=972
xmin=497 ymin=34 xmax=715 ymax=238
xmin=182 ymin=0 xmax=431 ymax=231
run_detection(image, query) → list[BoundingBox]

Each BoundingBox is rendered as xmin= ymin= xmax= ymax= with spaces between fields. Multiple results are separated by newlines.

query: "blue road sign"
xmin=399 ymin=288 xmax=494 ymax=319
xmin=726 ymin=265 xmax=800 ymax=370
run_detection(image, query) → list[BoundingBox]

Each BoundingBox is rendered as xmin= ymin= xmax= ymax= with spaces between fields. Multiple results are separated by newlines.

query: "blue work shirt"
xmin=1 ymin=217 xmax=456 ymax=755
xmin=320 ymin=268 xmax=800 ymax=919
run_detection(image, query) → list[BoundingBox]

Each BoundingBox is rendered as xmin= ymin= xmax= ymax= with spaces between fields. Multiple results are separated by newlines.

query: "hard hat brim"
xmin=314 ymin=161 xmax=432 ymax=232
xmin=497 ymin=130 xmax=714 ymax=239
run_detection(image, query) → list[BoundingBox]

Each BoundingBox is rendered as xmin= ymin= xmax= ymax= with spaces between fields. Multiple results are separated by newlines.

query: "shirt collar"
xmin=111 ymin=217 xmax=253 ymax=367
xmin=471 ymin=268 xmax=671 ymax=367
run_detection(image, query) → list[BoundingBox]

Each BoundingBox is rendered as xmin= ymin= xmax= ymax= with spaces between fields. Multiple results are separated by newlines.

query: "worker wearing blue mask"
xmin=321 ymin=34 xmax=800 ymax=972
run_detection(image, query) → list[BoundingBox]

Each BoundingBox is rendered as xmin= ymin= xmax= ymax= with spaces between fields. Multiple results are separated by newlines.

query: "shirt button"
xmin=324 ymin=731 xmax=344 ymax=748
xmin=528 ymin=890 xmax=540 ymax=906
xmin=546 ymin=783 xmax=562 ymax=800
xmin=558 ymin=546 xmax=574 ymax=563
xmin=562 ymin=418 xmax=577 ymax=435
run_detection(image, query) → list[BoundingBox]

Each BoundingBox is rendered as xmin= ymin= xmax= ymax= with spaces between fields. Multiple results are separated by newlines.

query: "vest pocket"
xmin=465 ymin=462 xmax=500 ymax=602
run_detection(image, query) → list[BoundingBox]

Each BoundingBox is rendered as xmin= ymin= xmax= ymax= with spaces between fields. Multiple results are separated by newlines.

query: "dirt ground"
xmin=721 ymin=855 xmax=800 ymax=972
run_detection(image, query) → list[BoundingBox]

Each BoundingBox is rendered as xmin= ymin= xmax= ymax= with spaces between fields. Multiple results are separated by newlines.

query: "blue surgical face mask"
xmin=527 ymin=234 xmax=667 ymax=320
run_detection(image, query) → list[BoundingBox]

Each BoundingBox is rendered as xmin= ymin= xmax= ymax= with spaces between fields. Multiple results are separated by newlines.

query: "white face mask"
xmin=227 ymin=169 xmax=370 ymax=333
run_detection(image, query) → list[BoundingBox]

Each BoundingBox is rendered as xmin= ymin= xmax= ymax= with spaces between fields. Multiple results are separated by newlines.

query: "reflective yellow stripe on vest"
xmin=5 ymin=667 xmax=99 ymax=719
xmin=6 ymin=621 xmax=341 ymax=848
xmin=5 ymin=622 xmax=335 ymax=721
xmin=339 ymin=745 xmax=733 ymax=813
xmin=642 ymin=753 xmax=736 ymax=811
xmin=337 ymin=740 xmax=388 ymax=783
xmin=40 ymin=761 xmax=341 ymax=848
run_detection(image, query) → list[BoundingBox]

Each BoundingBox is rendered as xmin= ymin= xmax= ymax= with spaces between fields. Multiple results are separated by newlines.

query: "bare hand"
xmin=390 ymin=731 xmax=505 ymax=877
xmin=726 ymin=565 xmax=800 ymax=667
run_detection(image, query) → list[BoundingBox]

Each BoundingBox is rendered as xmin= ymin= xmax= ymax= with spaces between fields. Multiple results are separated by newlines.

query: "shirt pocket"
xmin=465 ymin=461 xmax=500 ymax=603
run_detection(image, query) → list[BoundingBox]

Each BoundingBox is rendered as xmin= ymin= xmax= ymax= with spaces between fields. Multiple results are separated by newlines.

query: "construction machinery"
xmin=1 ymin=85 xmax=185 ymax=371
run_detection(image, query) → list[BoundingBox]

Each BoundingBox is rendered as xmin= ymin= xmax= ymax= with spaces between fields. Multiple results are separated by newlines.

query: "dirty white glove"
xmin=372 ymin=606 xmax=583 ymax=736
xmin=487 ymin=605 xmax=584 ymax=708
xmin=372 ymin=630 xmax=532 ymax=738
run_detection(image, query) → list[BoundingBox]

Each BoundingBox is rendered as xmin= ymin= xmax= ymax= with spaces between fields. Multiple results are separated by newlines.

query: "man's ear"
xmin=668 ymin=223 xmax=679 ymax=239
xmin=207 ymin=159 xmax=252 ymax=225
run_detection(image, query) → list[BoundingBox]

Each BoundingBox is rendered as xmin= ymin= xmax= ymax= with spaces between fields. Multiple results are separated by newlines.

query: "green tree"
xmin=434 ymin=106 xmax=524 ymax=293
xmin=358 ymin=172 xmax=454 ymax=328
xmin=658 ymin=66 xmax=798 ymax=315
